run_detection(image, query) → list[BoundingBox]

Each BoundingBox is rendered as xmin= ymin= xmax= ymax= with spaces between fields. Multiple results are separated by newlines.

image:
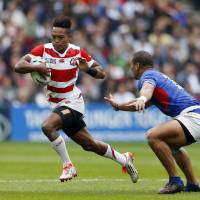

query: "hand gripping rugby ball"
xmin=30 ymin=56 xmax=51 ymax=86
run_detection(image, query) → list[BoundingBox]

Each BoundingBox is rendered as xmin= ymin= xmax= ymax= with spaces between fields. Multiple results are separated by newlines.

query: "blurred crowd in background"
xmin=0 ymin=0 xmax=200 ymax=108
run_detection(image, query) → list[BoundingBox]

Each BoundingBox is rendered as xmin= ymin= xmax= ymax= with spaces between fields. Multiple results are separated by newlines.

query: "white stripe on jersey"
xmin=43 ymin=53 xmax=81 ymax=70
xmin=46 ymin=88 xmax=75 ymax=99
xmin=48 ymin=77 xmax=77 ymax=88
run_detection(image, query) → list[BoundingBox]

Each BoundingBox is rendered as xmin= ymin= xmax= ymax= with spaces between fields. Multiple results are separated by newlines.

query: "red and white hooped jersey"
xmin=29 ymin=42 xmax=95 ymax=114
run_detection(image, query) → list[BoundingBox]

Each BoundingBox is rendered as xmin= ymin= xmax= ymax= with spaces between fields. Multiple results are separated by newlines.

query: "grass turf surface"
xmin=0 ymin=142 xmax=200 ymax=200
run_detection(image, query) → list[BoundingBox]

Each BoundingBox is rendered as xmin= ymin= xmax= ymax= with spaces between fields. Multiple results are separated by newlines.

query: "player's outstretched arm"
xmin=14 ymin=54 xmax=50 ymax=75
xmin=105 ymin=98 xmax=138 ymax=112
xmin=104 ymin=82 xmax=154 ymax=112
xmin=104 ymin=94 xmax=138 ymax=111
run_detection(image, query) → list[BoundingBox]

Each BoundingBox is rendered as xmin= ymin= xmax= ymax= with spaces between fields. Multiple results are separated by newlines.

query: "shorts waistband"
xmin=188 ymin=108 xmax=200 ymax=114
xmin=180 ymin=105 xmax=200 ymax=115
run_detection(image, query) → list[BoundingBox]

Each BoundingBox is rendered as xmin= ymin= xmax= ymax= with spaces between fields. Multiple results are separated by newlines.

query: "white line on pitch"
xmin=0 ymin=178 xmax=167 ymax=183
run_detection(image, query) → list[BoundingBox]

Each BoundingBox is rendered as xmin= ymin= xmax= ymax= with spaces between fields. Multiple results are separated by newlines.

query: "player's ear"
xmin=136 ymin=62 xmax=140 ymax=71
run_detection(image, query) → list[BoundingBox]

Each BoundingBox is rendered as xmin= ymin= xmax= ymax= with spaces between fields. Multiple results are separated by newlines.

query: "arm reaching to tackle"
xmin=104 ymin=82 xmax=154 ymax=112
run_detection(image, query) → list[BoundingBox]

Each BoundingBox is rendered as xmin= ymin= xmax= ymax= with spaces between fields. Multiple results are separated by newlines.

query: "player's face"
xmin=51 ymin=27 xmax=69 ymax=53
xmin=130 ymin=62 xmax=140 ymax=80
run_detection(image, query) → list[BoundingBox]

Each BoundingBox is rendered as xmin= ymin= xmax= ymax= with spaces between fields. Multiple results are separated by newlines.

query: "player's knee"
xmin=146 ymin=130 xmax=158 ymax=145
xmin=41 ymin=121 xmax=55 ymax=135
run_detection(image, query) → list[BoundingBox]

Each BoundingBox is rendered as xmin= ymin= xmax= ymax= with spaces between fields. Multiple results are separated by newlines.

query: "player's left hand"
xmin=104 ymin=93 xmax=119 ymax=111
xmin=134 ymin=99 xmax=146 ymax=112
xmin=76 ymin=57 xmax=89 ymax=71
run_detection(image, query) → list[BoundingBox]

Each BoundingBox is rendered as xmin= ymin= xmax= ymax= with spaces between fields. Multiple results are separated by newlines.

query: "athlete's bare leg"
xmin=70 ymin=127 xmax=138 ymax=183
xmin=41 ymin=113 xmax=62 ymax=141
xmin=174 ymin=148 xmax=198 ymax=184
xmin=146 ymin=120 xmax=188 ymax=177
xmin=146 ymin=120 xmax=199 ymax=193
xmin=70 ymin=127 xmax=107 ymax=155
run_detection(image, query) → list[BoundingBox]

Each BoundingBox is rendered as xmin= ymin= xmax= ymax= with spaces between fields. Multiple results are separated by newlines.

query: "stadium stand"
xmin=0 ymin=0 xmax=200 ymax=108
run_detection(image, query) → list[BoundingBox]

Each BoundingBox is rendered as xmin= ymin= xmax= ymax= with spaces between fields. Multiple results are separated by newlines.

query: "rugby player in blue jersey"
xmin=105 ymin=50 xmax=200 ymax=194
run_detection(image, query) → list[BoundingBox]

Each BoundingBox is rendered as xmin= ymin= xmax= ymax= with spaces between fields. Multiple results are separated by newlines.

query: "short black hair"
xmin=132 ymin=51 xmax=153 ymax=68
xmin=52 ymin=15 xmax=72 ymax=30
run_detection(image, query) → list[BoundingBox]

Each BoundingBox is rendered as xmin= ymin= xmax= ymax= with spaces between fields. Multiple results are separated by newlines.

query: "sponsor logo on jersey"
xmin=59 ymin=58 xmax=65 ymax=63
xmin=45 ymin=58 xmax=57 ymax=64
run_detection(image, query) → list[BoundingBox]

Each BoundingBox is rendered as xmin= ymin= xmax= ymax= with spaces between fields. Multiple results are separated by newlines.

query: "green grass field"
xmin=0 ymin=142 xmax=200 ymax=200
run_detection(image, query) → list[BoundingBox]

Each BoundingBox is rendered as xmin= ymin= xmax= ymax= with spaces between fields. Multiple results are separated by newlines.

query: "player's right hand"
xmin=76 ymin=57 xmax=89 ymax=72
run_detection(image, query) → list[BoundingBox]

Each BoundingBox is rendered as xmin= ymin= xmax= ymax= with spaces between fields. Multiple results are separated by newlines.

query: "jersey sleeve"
xmin=138 ymin=71 xmax=157 ymax=90
xmin=30 ymin=44 xmax=44 ymax=57
xmin=80 ymin=48 xmax=94 ymax=67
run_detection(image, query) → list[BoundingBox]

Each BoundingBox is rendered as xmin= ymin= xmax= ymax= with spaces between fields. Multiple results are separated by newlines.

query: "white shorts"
xmin=49 ymin=94 xmax=85 ymax=115
xmin=175 ymin=106 xmax=200 ymax=142
xmin=59 ymin=95 xmax=85 ymax=115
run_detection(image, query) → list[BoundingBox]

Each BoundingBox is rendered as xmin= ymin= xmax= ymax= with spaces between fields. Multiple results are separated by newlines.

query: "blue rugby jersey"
xmin=137 ymin=69 xmax=200 ymax=117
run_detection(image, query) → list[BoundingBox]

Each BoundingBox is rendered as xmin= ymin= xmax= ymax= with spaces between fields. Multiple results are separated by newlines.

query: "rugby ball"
xmin=30 ymin=56 xmax=51 ymax=85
